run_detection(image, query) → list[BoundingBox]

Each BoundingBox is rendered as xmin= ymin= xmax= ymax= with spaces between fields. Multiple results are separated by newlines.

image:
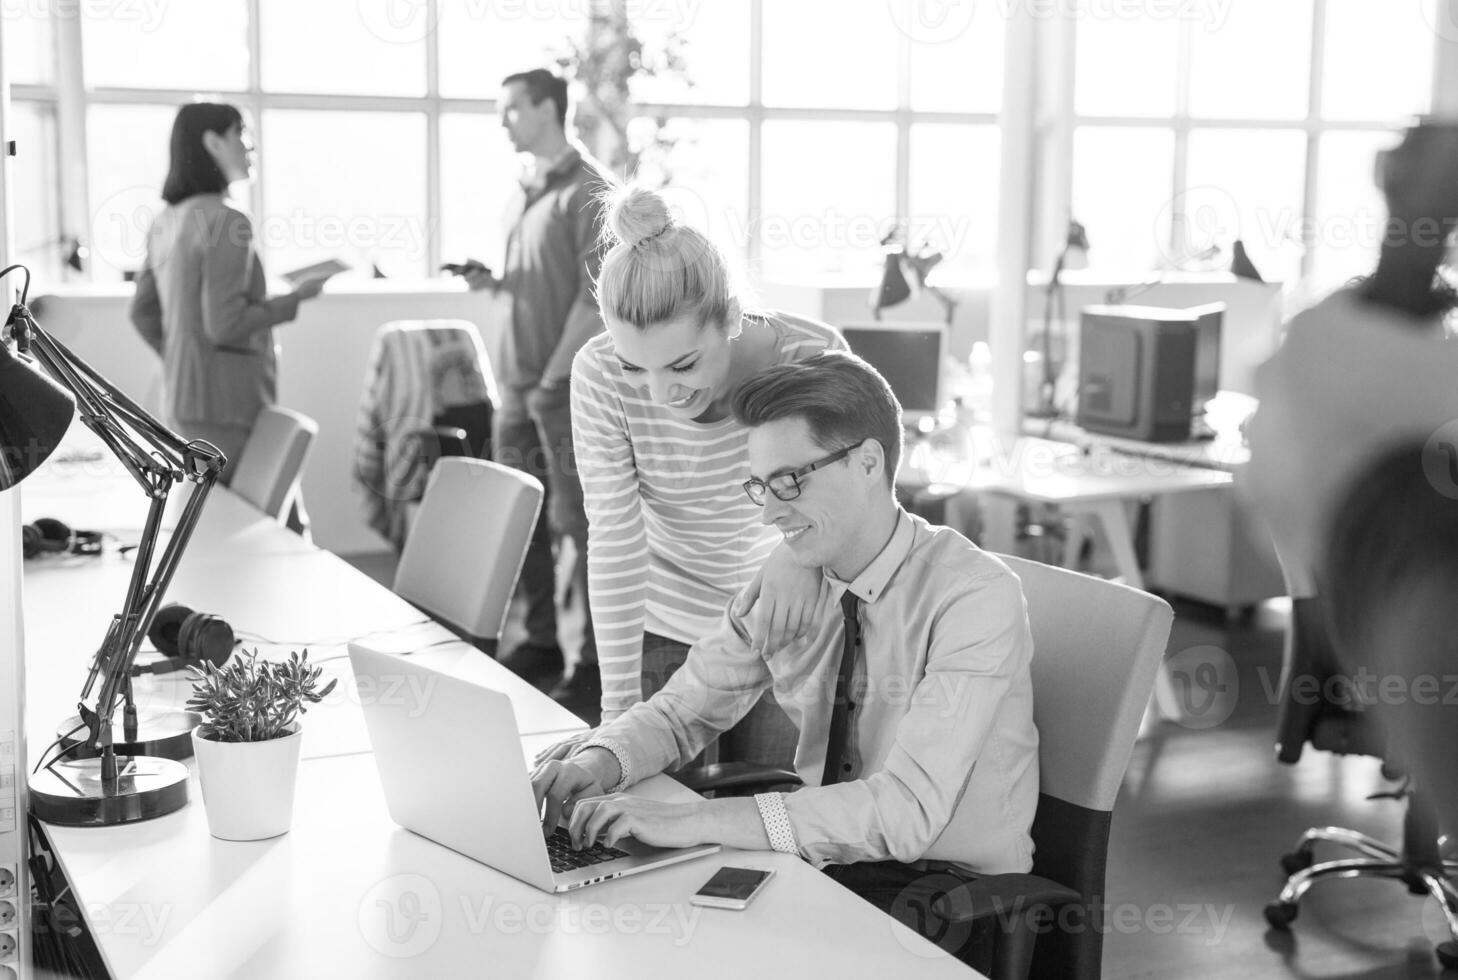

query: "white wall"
xmin=32 ymin=281 xmax=502 ymax=555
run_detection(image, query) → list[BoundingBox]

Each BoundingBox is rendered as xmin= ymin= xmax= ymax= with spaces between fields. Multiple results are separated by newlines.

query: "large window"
xmin=1070 ymin=0 xmax=1436 ymax=294
xmin=10 ymin=1 xmax=1443 ymax=296
xmin=11 ymin=0 xmax=1008 ymax=291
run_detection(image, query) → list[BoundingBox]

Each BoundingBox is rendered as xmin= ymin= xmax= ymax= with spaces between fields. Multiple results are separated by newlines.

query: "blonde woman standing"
xmin=549 ymin=186 xmax=846 ymax=767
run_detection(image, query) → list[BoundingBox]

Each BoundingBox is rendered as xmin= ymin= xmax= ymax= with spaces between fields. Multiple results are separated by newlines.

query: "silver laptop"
xmin=348 ymin=644 xmax=720 ymax=892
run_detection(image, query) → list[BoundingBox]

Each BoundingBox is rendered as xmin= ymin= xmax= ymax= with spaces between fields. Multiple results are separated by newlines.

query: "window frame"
xmin=10 ymin=0 xmax=1449 ymax=288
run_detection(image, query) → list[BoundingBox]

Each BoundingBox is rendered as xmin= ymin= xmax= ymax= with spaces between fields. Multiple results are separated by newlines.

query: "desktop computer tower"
xmin=1076 ymin=304 xmax=1224 ymax=443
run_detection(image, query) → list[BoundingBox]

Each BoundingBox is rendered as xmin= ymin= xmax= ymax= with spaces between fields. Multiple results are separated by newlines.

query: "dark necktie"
xmin=822 ymin=590 xmax=861 ymax=787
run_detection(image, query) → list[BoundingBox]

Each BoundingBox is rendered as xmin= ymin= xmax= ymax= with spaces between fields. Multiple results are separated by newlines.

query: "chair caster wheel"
xmin=1280 ymin=850 xmax=1313 ymax=875
xmin=1264 ymin=901 xmax=1297 ymax=930
xmin=1437 ymin=940 xmax=1458 ymax=971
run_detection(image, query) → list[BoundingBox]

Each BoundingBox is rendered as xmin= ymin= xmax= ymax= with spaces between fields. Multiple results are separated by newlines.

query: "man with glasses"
xmin=533 ymin=351 xmax=1039 ymax=964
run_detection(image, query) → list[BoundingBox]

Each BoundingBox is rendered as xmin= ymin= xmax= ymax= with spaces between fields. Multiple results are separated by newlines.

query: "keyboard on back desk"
xmin=546 ymin=827 xmax=630 ymax=873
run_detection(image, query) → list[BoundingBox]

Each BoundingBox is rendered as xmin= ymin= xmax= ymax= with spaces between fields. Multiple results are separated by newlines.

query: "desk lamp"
xmin=1032 ymin=219 xmax=1089 ymax=419
xmin=870 ymin=228 xmax=958 ymax=326
xmin=0 ymin=264 xmax=224 ymax=826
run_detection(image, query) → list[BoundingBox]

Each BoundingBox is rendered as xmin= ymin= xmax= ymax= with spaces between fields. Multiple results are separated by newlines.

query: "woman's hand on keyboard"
xmin=533 ymin=730 xmax=592 ymax=765
xmin=531 ymin=757 xmax=608 ymax=838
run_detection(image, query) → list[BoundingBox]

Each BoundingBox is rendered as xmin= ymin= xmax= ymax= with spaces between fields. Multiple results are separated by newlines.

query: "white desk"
xmin=909 ymin=434 xmax=1230 ymax=728
xmin=914 ymin=434 xmax=1232 ymax=592
xmin=42 ymin=752 xmax=973 ymax=980
xmin=21 ymin=526 xmax=583 ymax=762
xmin=21 ymin=470 xmax=981 ymax=978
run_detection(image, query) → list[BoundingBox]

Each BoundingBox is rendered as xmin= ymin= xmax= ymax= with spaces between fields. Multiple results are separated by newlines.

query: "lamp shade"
xmin=1229 ymin=238 xmax=1264 ymax=282
xmin=0 ymin=341 xmax=76 ymax=490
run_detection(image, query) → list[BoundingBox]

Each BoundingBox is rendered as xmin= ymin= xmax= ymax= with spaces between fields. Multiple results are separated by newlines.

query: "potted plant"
xmin=187 ymin=649 xmax=336 ymax=841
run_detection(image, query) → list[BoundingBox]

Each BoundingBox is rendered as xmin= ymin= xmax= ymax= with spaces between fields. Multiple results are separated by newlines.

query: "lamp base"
xmin=58 ymin=709 xmax=202 ymax=761
xmin=30 ymin=756 xmax=189 ymax=826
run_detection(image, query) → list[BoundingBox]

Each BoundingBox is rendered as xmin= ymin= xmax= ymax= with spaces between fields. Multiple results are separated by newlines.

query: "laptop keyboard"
xmin=546 ymin=827 xmax=630 ymax=873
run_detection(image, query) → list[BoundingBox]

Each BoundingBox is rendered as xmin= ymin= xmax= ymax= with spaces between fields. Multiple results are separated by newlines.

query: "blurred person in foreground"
xmin=1243 ymin=119 xmax=1458 ymax=833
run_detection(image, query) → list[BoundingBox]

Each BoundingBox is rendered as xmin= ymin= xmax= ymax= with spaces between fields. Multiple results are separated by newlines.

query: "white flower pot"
xmin=191 ymin=723 xmax=303 ymax=841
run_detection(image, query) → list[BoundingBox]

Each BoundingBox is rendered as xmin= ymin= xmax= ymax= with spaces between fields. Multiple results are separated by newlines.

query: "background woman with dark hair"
xmin=129 ymin=101 xmax=323 ymax=480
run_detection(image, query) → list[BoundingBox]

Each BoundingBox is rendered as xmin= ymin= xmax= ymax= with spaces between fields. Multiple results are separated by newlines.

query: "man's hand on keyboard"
xmin=566 ymin=796 xmax=703 ymax=851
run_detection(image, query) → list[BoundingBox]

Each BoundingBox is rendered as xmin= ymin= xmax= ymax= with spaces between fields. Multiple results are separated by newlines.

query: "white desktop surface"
xmin=42 ymin=752 xmax=974 ymax=980
xmin=21 ymin=518 xmax=584 ymax=758
xmin=965 ymin=436 xmax=1232 ymax=505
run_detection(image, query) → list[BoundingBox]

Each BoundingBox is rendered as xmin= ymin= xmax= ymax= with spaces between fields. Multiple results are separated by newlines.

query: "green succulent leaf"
xmin=187 ymin=648 xmax=335 ymax=742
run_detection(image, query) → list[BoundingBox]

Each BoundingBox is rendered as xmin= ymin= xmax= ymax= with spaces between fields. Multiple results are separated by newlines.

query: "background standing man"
xmin=465 ymin=68 xmax=607 ymax=714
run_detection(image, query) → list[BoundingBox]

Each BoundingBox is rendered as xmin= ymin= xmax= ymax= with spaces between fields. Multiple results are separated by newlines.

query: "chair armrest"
xmin=408 ymin=424 xmax=470 ymax=472
xmin=933 ymin=873 xmax=1082 ymax=923
xmin=675 ymin=762 xmax=802 ymax=796
xmin=933 ymin=873 xmax=1083 ymax=980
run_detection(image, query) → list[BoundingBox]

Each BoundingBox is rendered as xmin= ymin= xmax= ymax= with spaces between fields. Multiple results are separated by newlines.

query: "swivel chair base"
xmin=1264 ymin=822 xmax=1458 ymax=970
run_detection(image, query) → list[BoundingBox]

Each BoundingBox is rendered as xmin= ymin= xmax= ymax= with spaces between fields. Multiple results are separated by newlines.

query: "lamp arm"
xmin=11 ymin=307 xmax=200 ymax=490
xmin=6 ymin=305 xmax=226 ymax=761
xmin=87 ymin=479 xmax=216 ymax=752
xmin=1038 ymin=249 xmax=1070 ymax=415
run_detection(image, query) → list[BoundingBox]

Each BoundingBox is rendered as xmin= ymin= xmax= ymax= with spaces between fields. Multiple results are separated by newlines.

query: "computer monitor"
xmin=839 ymin=322 xmax=947 ymax=425
xmin=1075 ymin=303 xmax=1224 ymax=443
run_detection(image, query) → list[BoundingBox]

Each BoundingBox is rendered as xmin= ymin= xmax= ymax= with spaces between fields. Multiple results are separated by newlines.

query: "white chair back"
xmin=232 ymin=407 xmax=318 ymax=522
xmin=997 ymin=554 xmax=1172 ymax=812
xmin=393 ymin=457 xmax=543 ymax=640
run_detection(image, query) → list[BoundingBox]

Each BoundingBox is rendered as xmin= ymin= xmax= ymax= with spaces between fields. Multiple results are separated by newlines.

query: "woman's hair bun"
xmin=606 ymin=185 xmax=675 ymax=248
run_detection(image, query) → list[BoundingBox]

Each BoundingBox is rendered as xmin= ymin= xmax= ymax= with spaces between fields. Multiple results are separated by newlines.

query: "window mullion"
xmin=248 ymin=0 xmax=265 ymax=236
xmin=425 ymin=0 xmax=441 ymax=275
xmin=1301 ymin=0 xmax=1327 ymax=285
xmin=51 ymin=2 xmax=90 ymax=281
xmin=747 ymin=0 xmax=763 ymax=273
xmin=1170 ymin=14 xmax=1193 ymax=263
xmin=896 ymin=0 xmax=911 ymax=232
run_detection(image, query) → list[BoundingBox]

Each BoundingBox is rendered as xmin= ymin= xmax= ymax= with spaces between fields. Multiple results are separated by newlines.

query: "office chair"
xmin=683 ymin=554 xmax=1172 ymax=980
xmin=230 ymin=406 xmax=318 ymax=536
xmin=1262 ymin=443 xmax=1458 ymax=970
xmin=393 ymin=457 xmax=542 ymax=656
xmin=353 ymin=319 xmax=496 ymax=550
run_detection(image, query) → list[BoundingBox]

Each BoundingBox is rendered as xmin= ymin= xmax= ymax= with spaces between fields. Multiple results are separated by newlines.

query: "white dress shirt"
xmin=584 ymin=509 xmax=1040 ymax=875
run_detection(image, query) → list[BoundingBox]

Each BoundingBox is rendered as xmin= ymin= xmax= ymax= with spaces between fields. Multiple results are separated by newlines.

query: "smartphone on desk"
xmin=689 ymin=866 xmax=774 ymax=910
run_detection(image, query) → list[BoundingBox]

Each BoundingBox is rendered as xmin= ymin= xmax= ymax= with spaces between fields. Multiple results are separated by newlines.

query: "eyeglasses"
xmin=742 ymin=444 xmax=859 ymax=506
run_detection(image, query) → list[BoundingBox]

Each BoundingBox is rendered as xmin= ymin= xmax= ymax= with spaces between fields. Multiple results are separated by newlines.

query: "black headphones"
xmin=22 ymin=517 xmax=103 ymax=559
xmin=134 ymin=602 xmax=236 ymax=676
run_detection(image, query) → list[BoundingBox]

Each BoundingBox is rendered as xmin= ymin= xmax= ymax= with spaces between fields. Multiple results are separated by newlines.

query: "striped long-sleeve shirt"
xmin=570 ymin=311 xmax=846 ymax=717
